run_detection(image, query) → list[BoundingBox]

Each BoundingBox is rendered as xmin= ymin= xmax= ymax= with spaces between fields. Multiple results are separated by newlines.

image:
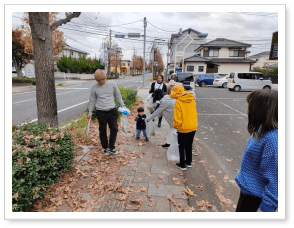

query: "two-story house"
xmin=54 ymin=44 xmax=90 ymax=71
xmin=247 ymin=51 xmax=278 ymax=69
xmin=110 ymin=60 xmax=131 ymax=75
xmin=168 ymin=28 xmax=208 ymax=72
xmin=183 ymin=38 xmax=255 ymax=76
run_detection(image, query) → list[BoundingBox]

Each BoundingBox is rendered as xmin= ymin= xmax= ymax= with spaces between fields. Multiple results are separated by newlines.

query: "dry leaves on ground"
xmin=184 ymin=187 xmax=197 ymax=197
xmin=195 ymin=198 xmax=218 ymax=212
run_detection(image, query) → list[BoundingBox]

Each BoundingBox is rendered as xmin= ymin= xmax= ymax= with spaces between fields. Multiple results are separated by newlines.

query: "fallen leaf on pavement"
xmin=226 ymin=158 xmax=233 ymax=162
xmin=158 ymin=176 xmax=163 ymax=180
xmin=184 ymin=187 xmax=197 ymax=197
xmin=156 ymin=182 xmax=160 ymax=188
xmin=172 ymin=177 xmax=178 ymax=181
xmin=140 ymin=186 xmax=147 ymax=192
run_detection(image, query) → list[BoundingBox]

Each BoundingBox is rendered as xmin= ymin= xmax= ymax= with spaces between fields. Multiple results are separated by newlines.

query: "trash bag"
xmin=167 ymin=133 xmax=180 ymax=162
xmin=146 ymin=120 xmax=156 ymax=138
xmin=166 ymin=128 xmax=173 ymax=145
xmin=146 ymin=94 xmax=153 ymax=107
xmin=120 ymin=115 xmax=128 ymax=133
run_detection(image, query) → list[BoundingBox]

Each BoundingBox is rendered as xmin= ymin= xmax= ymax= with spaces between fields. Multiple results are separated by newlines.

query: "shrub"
xmin=12 ymin=77 xmax=35 ymax=84
xmin=56 ymin=55 xmax=69 ymax=73
xmin=58 ymin=83 xmax=63 ymax=86
xmin=169 ymin=70 xmax=174 ymax=74
xmin=271 ymin=67 xmax=278 ymax=76
xmin=12 ymin=123 xmax=75 ymax=212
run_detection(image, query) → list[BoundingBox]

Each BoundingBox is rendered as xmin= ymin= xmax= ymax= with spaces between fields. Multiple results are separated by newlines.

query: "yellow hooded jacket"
xmin=170 ymin=85 xmax=198 ymax=133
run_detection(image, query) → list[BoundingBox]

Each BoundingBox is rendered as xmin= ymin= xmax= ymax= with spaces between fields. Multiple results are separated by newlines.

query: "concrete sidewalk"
xmin=54 ymin=85 xmax=191 ymax=212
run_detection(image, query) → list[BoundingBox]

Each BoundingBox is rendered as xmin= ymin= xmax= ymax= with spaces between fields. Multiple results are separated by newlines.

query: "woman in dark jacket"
xmin=149 ymin=75 xmax=167 ymax=128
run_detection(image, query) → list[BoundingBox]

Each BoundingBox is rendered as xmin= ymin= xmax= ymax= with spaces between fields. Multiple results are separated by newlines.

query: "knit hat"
xmin=169 ymin=80 xmax=176 ymax=86
xmin=169 ymin=84 xmax=187 ymax=99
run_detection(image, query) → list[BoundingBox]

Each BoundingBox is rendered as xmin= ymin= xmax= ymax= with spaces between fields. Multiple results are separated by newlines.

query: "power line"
xmin=147 ymin=20 xmax=179 ymax=33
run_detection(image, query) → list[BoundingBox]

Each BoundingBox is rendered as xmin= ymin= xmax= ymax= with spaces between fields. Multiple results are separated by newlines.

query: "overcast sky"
xmin=12 ymin=12 xmax=278 ymax=68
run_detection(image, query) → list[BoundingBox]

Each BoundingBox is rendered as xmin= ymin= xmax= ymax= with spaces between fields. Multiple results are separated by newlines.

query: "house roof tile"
xmin=248 ymin=51 xmax=270 ymax=58
xmin=195 ymin=38 xmax=251 ymax=51
xmin=63 ymin=44 xmax=90 ymax=55
xmin=184 ymin=54 xmax=211 ymax=62
xmin=209 ymin=58 xmax=256 ymax=63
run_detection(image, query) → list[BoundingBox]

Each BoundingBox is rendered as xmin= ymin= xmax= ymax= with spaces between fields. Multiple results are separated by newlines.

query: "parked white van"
xmin=227 ymin=72 xmax=272 ymax=92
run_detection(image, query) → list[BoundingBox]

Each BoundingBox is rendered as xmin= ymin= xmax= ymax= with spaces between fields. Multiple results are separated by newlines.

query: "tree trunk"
xmin=29 ymin=13 xmax=58 ymax=127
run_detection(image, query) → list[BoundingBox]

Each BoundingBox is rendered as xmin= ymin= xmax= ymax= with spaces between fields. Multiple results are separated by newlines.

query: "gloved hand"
xmin=172 ymin=128 xmax=177 ymax=135
xmin=257 ymin=208 xmax=263 ymax=212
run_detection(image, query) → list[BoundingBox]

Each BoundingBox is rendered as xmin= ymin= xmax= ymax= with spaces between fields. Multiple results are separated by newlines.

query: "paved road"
xmin=186 ymin=85 xmax=279 ymax=211
xmin=12 ymin=73 xmax=153 ymax=126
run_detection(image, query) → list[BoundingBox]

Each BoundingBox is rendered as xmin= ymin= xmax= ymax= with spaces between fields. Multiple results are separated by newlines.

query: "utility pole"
xmin=107 ymin=29 xmax=112 ymax=77
xmin=166 ymin=39 xmax=169 ymax=82
xmin=143 ymin=17 xmax=147 ymax=88
xmin=133 ymin=46 xmax=135 ymax=75
xmin=152 ymin=40 xmax=155 ymax=79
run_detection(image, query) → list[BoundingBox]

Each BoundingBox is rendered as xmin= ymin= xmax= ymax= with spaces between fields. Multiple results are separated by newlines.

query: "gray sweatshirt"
xmin=88 ymin=80 xmax=125 ymax=115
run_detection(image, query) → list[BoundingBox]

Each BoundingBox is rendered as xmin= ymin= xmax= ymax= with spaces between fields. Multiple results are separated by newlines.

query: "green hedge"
xmin=12 ymin=123 xmax=75 ymax=212
xmin=56 ymin=55 xmax=104 ymax=74
xmin=12 ymin=77 xmax=35 ymax=85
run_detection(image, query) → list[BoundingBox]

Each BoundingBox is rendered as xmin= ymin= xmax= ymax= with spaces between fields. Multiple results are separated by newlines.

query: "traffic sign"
xmin=115 ymin=34 xmax=125 ymax=38
xmin=128 ymin=33 xmax=140 ymax=38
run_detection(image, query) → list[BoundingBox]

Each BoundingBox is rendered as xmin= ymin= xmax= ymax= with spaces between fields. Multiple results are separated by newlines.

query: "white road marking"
xmin=55 ymin=88 xmax=89 ymax=90
xmin=20 ymin=100 xmax=89 ymax=126
xmin=12 ymin=91 xmax=36 ymax=95
xmin=213 ymin=98 xmax=247 ymax=116
xmin=198 ymin=114 xmax=247 ymax=116
xmin=13 ymin=90 xmax=81 ymax=104
xmin=196 ymin=98 xmax=246 ymax=99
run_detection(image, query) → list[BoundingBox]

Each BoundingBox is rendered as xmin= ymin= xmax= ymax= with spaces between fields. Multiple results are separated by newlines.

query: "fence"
xmin=264 ymin=75 xmax=278 ymax=84
xmin=54 ymin=72 xmax=105 ymax=80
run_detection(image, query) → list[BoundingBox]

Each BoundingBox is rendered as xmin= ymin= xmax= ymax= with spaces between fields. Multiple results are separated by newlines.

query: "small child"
xmin=135 ymin=107 xmax=149 ymax=141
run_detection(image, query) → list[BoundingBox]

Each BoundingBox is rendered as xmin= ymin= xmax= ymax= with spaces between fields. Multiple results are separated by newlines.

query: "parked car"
xmin=196 ymin=73 xmax=221 ymax=87
xmin=227 ymin=72 xmax=272 ymax=92
xmin=213 ymin=75 xmax=229 ymax=88
xmin=12 ymin=70 xmax=25 ymax=77
xmin=170 ymin=72 xmax=194 ymax=82
xmin=169 ymin=72 xmax=177 ymax=81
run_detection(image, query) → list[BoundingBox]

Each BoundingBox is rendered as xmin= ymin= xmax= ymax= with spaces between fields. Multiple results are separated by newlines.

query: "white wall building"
xmin=168 ymin=28 xmax=208 ymax=71
xmin=247 ymin=51 xmax=278 ymax=69
xmin=183 ymin=38 xmax=255 ymax=76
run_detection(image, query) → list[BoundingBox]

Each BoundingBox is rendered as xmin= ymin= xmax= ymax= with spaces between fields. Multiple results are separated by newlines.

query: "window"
xmin=187 ymin=66 xmax=194 ymax=72
xmin=209 ymin=49 xmax=219 ymax=57
xmin=238 ymin=73 xmax=256 ymax=79
xmin=203 ymin=50 xmax=209 ymax=57
xmin=71 ymin=51 xmax=74 ymax=56
xmin=230 ymin=50 xmax=239 ymax=57
xmin=122 ymin=63 xmax=125 ymax=66
xmin=198 ymin=66 xmax=204 ymax=72
xmin=214 ymin=66 xmax=218 ymax=73
xmin=229 ymin=50 xmax=245 ymax=57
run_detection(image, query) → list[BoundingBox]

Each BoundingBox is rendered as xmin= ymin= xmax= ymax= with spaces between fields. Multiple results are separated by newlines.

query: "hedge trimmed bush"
xmin=12 ymin=123 xmax=75 ymax=212
xmin=12 ymin=77 xmax=35 ymax=85
xmin=56 ymin=55 xmax=104 ymax=74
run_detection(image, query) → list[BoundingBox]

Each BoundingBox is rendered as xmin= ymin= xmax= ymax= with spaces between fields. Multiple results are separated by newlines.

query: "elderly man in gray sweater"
xmin=87 ymin=69 xmax=125 ymax=155
xmin=146 ymin=85 xmax=176 ymax=148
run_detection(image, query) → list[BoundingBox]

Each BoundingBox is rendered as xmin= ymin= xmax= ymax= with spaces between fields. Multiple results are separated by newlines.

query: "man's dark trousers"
xmin=96 ymin=108 xmax=118 ymax=150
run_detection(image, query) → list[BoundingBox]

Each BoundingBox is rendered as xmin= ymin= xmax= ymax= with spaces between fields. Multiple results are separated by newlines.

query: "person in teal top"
xmin=235 ymin=89 xmax=278 ymax=212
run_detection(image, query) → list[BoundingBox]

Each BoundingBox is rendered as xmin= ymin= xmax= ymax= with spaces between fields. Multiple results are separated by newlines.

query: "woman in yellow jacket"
xmin=170 ymin=85 xmax=198 ymax=170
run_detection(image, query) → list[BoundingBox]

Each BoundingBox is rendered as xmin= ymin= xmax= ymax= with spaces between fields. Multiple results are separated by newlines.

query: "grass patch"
xmin=58 ymin=83 xmax=64 ymax=86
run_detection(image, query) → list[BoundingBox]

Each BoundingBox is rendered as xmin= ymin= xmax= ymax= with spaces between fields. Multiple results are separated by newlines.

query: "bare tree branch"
xmin=50 ymin=12 xmax=81 ymax=31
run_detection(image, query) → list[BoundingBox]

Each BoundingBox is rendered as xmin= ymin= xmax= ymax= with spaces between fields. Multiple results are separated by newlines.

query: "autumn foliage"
xmin=12 ymin=28 xmax=33 ymax=76
xmin=20 ymin=12 xmax=66 ymax=58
